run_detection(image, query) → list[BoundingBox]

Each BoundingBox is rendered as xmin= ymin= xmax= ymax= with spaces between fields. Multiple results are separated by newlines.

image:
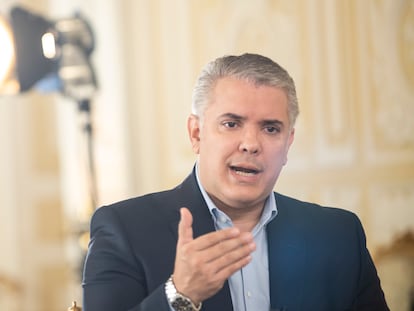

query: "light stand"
xmin=51 ymin=9 xmax=99 ymax=211
xmin=78 ymin=98 xmax=98 ymax=210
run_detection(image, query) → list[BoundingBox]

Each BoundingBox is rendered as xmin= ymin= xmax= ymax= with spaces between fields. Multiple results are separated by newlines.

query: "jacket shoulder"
xmin=274 ymin=192 xmax=359 ymax=220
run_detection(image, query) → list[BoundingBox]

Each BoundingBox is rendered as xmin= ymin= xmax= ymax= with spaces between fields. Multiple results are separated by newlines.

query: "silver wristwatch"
xmin=165 ymin=276 xmax=202 ymax=311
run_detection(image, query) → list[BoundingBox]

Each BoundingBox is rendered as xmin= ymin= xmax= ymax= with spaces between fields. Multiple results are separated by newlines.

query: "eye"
xmin=264 ymin=126 xmax=281 ymax=134
xmin=223 ymin=121 xmax=239 ymax=128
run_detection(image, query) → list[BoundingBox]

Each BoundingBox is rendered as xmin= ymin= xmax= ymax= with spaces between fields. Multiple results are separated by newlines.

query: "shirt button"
xmin=247 ymin=291 xmax=252 ymax=298
xmin=218 ymin=216 xmax=227 ymax=223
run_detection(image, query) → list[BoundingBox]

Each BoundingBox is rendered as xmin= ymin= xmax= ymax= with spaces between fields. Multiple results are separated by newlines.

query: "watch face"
xmin=171 ymin=296 xmax=194 ymax=311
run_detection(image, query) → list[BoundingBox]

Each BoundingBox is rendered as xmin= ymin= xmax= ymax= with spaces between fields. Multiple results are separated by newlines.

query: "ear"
xmin=283 ymin=127 xmax=295 ymax=165
xmin=187 ymin=114 xmax=201 ymax=154
xmin=288 ymin=127 xmax=295 ymax=147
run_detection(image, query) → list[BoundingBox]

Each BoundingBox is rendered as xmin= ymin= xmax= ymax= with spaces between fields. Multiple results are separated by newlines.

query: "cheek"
xmin=199 ymin=139 xmax=228 ymax=164
xmin=269 ymin=148 xmax=289 ymax=167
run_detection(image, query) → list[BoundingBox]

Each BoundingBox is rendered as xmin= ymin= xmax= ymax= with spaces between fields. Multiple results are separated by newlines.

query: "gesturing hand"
xmin=172 ymin=207 xmax=256 ymax=305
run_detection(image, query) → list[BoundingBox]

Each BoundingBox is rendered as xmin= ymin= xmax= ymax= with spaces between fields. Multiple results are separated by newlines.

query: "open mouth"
xmin=230 ymin=165 xmax=260 ymax=176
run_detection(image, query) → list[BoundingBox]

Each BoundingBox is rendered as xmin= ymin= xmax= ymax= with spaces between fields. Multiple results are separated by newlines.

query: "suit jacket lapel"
xmin=267 ymin=193 xmax=306 ymax=311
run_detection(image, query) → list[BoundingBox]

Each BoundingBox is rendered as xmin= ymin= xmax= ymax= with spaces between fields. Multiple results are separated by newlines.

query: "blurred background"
xmin=0 ymin=0 xmax=413 ymax=310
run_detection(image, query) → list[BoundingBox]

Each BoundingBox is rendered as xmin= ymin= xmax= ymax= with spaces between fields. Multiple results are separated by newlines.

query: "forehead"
xmin=207 ymin=77 xmax=289 ymax=118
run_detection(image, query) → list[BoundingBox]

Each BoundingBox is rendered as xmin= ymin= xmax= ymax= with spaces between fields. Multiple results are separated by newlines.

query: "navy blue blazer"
xmin=82 ymin=169 xmax=389 ymax=311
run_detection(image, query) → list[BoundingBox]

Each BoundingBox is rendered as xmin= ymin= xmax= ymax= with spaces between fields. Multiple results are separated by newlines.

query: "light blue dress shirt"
xmin=195 ymin=164 xmax=277 ymax=311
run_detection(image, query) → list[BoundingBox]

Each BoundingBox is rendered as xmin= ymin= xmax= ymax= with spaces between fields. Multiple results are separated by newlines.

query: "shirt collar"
xmin=195 ymin=162 xmax=278 ymax=233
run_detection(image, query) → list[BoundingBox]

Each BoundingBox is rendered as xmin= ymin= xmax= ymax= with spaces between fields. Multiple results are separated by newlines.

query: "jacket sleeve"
xmin=82 ymin=205 xmax=171 ymax=311
xmin=353 ymin=215 xmax=389 ymax=311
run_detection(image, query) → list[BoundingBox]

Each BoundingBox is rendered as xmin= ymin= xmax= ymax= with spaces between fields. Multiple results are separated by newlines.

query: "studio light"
xmin=0 ymin=5 xmax=99 ymax=209
xmin=0 ymin=6 xmax=97 ymax=101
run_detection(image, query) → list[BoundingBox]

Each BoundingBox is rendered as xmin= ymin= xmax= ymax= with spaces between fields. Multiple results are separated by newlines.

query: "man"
xmin=82 ymin=53 xmax=389 ymax=311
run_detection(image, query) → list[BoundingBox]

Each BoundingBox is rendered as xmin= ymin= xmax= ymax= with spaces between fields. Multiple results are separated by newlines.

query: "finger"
xmin=177 ymin=207 xmax=193 ymax=246
xmin=214 ymin=253 xmax=253 ymax=280
xmin=212 ymin=238 xmax=256 ymax=267
xmin=191 ymin=227 xmax=244 ymax=252
xmin=201 ymin=232 xmax=255 ymax=263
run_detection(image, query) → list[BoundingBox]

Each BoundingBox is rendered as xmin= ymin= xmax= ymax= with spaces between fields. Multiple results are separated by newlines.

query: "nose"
xmin=239 ymin=128 xmax=260 ymax=154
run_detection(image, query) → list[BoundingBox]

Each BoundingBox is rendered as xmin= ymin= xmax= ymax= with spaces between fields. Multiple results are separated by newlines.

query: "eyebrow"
xmin=262 ymin=119 xmax=284 ymax=127
xmin=219 ymin=113 xmax=285 ymax=127
xmin=219 ymin=113 xmax=245 ymax=121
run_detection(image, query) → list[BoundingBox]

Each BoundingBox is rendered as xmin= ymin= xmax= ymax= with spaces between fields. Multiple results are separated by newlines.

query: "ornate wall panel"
xmin=0 ymin=98 xmax=23 ymax=311
xmin=369 ymin=181 xmax=414 ymax=248
xmin=364 ymin=0 xmax=414 ymax=164
xmin=0 ymin=93 xmax=66 ymax=311
xmin=359 ymin=0 xmax=414 ymax=248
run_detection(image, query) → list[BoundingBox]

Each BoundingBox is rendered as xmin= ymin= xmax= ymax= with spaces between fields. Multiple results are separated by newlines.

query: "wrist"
xmin=165 ymin=275 xmax=202 ymax=311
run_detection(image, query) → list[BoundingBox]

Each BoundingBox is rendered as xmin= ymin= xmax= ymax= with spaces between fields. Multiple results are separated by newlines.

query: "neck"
xmin=212 ymin=199 xmax=264 ymax=232
xmin=232 ymin=216 xmax=261 ymax=232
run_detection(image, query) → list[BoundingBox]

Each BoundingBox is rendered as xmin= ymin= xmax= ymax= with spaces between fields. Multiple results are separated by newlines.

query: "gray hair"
xmin=191 ymin=53 xmax=299 ymax=127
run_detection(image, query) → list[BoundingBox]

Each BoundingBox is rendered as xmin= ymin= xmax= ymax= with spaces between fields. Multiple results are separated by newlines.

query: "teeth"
xmin=235 ymin=170 xmax=256 ymax=176
xmin=231 ymin=166 xmax=258 ymax=175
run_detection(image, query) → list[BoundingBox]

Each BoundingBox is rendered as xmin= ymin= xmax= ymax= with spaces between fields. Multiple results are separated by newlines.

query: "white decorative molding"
xmin=304 ymin=0 xmax=357 ymax=168
xmin=400 ymin=0 xmax=414 ymax=89
xmin=368 ymin=181 xmax=414 ymax=249
xmin=318 ymin=185 xmax=363 ymax=216
xmin=364 ymin=0 xmax=414 ymax=163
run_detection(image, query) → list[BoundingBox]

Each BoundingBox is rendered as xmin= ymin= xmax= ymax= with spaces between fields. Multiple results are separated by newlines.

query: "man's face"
xmin=188 ymin=77 xmax=295 ymax=212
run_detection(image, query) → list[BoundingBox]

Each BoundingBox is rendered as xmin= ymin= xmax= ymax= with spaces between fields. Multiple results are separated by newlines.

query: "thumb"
xmin=177 ymin=207 xmax=193 ymax=246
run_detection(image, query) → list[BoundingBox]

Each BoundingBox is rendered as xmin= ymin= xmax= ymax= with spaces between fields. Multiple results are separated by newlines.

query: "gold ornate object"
xmin=68 ymin=301 xmax=82 ymax=311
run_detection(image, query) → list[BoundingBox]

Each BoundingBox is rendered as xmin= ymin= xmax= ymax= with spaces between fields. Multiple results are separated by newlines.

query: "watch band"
xmin=165 ymin=275 xmax=202 ymax=311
